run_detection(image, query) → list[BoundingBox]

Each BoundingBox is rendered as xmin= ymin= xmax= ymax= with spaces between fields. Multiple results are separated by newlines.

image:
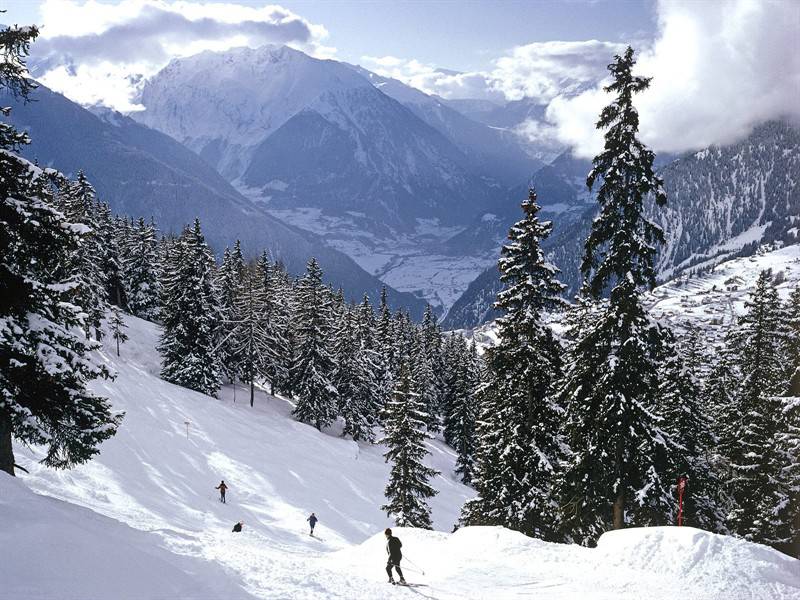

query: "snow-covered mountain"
xmin=653 ymin=120 xmax=800 ymax=279
xmin=135 ymin=45 xmax=496 ymax=230
xmin=350 ymin=66 xmax=541 ymax=185
xmin=444 ymin=121 xmax=800 ymax=329
xmin=4 ymin=313 xmax=797 ymax=599
xmin=3 ymin=82 xmax=427 ymax=316
xmin=132 ymin=45 xmax=553 ymax=312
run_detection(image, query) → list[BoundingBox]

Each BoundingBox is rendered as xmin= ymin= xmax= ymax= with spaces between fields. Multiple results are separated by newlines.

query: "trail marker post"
xmin=184 ymin=420 xmax=190 ymax=440
xmin=677 ymin=476 xmax=687 ymax=526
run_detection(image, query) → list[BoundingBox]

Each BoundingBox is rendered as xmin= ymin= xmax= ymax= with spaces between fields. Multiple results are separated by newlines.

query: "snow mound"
xmin=329 ymin=526 xmax=800 ymax=600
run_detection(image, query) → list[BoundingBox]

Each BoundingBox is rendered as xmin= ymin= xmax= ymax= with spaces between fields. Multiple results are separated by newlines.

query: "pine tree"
xmin=95 ymin=201 xmax=126 ymax=308
xmin=122 ymin=217 xmax=160 ymax=321
xmin=658 ymin=331 xmax=725 ymax=532
xmin=773 ymin=396 xmax=800 ymax=556
xmin=727 ymin=270 xmax=789 ymax=543
xmin=381 ymin=362 xmax=439 ymax=528
xmin=230 ymin=264 xmax=275 ymax=407
xmin=557 ymin=47 xmax=673 ymax=543
xmin=216 ymin=242 xmax=246 ymax=385
xmin=291 ymin=258 xmax=338 ymax=430
xmin=108 ymin=307 xmax=129 ymax=357
xmin=461 ymin=189 xmax=566 ymax=540
xmin=59 ymin=172 xmax=109 ymax=340
xmin=786 ymin=287 xmax=800 ymax=396
xmin=158 ymin=220 xmax=221 ymax=397
xmin=332 ymin=306 xmax=375 ymax=442
xmin=0 ymin=23 xmax=121 ymax=476
xmin=704 ymin=344 xmax=738 ymax=462
xmin=255 ymin=251 xmax=291 ymax=395
xmin=443 ymin=336 xmax=480 ymax=484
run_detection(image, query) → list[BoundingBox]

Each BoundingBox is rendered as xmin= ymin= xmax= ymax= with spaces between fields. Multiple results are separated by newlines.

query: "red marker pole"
xmin=677 ymin=476 xmax=687 ymax=526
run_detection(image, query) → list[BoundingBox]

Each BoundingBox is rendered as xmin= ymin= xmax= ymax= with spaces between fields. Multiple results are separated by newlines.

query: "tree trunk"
xmin=0 ymin=413 xmax=15 ymax=477
xmin=250 ymin=380 xmax=255 ymax=408
xmin=612 ymin=493 xmax=625 ymax=529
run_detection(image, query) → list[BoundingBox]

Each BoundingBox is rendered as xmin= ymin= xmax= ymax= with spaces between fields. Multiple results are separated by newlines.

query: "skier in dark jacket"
xmin=307 ymin=513 xmax=318 ymax=535
xmin=232 ymin=521 xmax=243 ymax=533
xmin=215 ymin=480 xmax=228 ymax=503
xmin=384 ymin=528 xmax=406 ymax=584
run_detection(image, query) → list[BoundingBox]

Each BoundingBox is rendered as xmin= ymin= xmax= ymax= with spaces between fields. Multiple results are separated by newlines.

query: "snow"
xmin=4 ymin=313 xmax=798 ymax=599
xmin=251 ymin=205 xmax=496 ymax=313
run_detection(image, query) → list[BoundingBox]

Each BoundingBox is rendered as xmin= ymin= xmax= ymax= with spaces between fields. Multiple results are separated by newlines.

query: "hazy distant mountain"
xmin=350 ymin=66 xmax=541 ymax=185
xmin=3 ymin=83 xmax=427 ymax=316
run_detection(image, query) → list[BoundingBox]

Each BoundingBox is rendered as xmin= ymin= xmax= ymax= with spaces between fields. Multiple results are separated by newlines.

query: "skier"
xmin=384 ymin=528 xmax=406 ymax=585
xmin=307 ymin=512 xmax=318 ymax=536
xmin=215 ymin=480 xmax=228 ymax=503
xmin=232 ymin=521 xmax=243 ymax=533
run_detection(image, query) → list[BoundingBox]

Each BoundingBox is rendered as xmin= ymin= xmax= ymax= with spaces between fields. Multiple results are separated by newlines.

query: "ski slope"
xmin=3 ymin=315 xmax=799 ymax=599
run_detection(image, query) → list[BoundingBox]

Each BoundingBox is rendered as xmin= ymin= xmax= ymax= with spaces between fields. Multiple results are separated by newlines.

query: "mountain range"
xmin=16 ymin=43 xmax=798 ymax=323
xmin=3 ymin=83 xmax=427 ymax=316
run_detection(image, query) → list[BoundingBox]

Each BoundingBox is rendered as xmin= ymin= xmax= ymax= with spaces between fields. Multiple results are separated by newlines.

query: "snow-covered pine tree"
xmin=255 ymin=251 xmax=291 ymax=395
xmin=411 ymin=334 xmax=440 ymax=433
xmin=216 ymin=242 xmax=246 ymax=385
xmin=122 ymin=217 xmax=160 ymax=321
xmin=59 ymin=171 xmax=109 ymax=340
xmin=291 ymin=258 xmax=338 ymax=430
xmin=95 ymin=201 xmax=126 ymax=309
xmin=727 ymin=270 xmax=789 ymax=544
xmin=658 ymin=330 xmax=725 ymax=532
xmin=557 ymin=47 xmax=673 ymax=542
xmin=381 ymin=361 xmax=439 ymax=529
xmin=158 ymin=219 xmax=221 ymax=397
xmin=786 ymin=286 xmax=800 ymax=396
xmin=0 ymin=23 xmax=121 ymax=476
xmin=443 ymin=335 xmax=480 ymax=484
xmin=108 ymin=307 xmax=128 ymax=357
xmin=419 ymin=305 xmax=445 ymax=430
xmin=229 ymin=263 xmax=275 ymax=407
xmin=773 ymin=395 xmax=800 ymax=556
xmin=703 ymin=341 xmax=739 ymax=462
xmin=376 ymin=287 xmax=397 ymax=378
xmin=332 ymin=306 xmax=375 ymax=441
xmin=461 ymin=189 xmax=566 ymax=540
xmin=356 ymin=294 xmax=390 ymax=425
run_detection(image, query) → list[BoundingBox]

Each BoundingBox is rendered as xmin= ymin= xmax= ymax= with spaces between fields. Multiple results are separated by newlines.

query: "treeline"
xmin=32 ymin=148 xmax=484 ymax=468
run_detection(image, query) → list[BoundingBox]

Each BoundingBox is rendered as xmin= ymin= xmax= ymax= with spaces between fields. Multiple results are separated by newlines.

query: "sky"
xmin=4 ymin=0 xmax=800 ymax=156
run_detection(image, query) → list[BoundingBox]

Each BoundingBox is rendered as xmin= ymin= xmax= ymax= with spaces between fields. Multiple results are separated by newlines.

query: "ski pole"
xmin=403 ymin=556 xmax=425 ymax=576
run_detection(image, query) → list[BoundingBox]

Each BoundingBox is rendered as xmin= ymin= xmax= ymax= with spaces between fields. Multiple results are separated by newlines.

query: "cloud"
xmin=30 ymin=0 xmax=332 ymax=111
xmin=361 ymin=40 xmax=621 ymax=104
xmin=546 ymin=0 xmax=800 ymax=157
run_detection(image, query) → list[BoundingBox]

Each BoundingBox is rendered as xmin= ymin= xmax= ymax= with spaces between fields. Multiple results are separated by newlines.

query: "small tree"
xmin=381 ymin=362 xmax=439 ymax=529
xmin=109 ymin=307 xmax=129 ymax=357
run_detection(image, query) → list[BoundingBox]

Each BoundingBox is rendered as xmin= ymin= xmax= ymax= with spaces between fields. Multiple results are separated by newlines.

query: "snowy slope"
xmin=463 ymin=243 xmax=800 ymax=354
xmin=646 ymin=243 xmax=800 ymax=342
xmin=4 ymin=314 xmax=799 ymax=599
xmin=9 ymin=315 xmax=471 ymax=599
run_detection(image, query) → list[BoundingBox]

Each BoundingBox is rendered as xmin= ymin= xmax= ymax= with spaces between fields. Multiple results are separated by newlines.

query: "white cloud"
xmin=546 ymin=0 xmax=800 ymax=156
xmin=360 ymin=40 xmax=620 ymax=104
xmin=31 ymin=0 xmax=332 ymax=111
